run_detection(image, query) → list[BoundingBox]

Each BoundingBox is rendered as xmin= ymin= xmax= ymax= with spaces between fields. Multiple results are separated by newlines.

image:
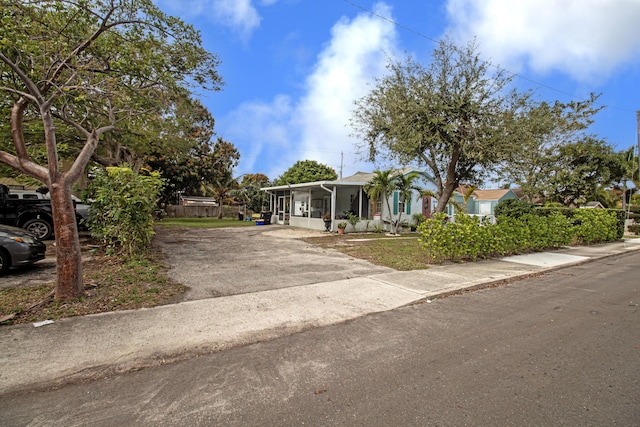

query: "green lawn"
xmin=303 ymin=233 xmax=431 ymax=271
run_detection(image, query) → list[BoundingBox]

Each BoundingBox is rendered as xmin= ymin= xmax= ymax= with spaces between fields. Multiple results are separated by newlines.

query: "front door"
xmin=277 ymin=196 xmax=290 ymax=224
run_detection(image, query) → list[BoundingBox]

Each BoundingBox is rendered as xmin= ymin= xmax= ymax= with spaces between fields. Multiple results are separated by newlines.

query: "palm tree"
xmin=365 ymin=170 xmax=424 ymax=235
xmin=364 ymin=170 xmax=395 ymax=232
xmin=393 ymin=172 xmax=423 ymax=233
xmin=619 ymin=147 xmax=639 ymax=210
xmin=203 ymin=173 xmax=239 ymax=219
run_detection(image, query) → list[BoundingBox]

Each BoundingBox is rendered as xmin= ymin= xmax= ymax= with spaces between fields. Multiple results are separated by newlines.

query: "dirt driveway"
xmin=153 ymin=225 xmax=394 ymax=301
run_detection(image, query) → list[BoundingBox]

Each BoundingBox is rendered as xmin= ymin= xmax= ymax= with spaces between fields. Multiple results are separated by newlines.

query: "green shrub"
xmin=544 ymin=212 xmax=575 ymax=247
xmin=412 ymin=213 xmax=426 ymax=226
xmin=573 ymin=209 xmax=619 ymax=244
xmin=534 ymin=206 xmax=575 ymax=219
xmin=86 ymin=166 xmax=164 ymax=257
xmin=628 ymin=224 xmax=640 ymax=235
xmin=346 ymin=212 xmax=361 ymax=232
xmin=494 ymin=213 xmax=572 ymax=252
xmin=417 ymin=213 xmax=454 ymax=262
xmin=418 ymin=208 xmax=620 ymax=264
xmin=494 ymin=199 xmax=535 ymax=218
xmin=609 ymin=209 xmax=627 ymax=240
xmin=492 ymin=215 xmax=529 ymax=255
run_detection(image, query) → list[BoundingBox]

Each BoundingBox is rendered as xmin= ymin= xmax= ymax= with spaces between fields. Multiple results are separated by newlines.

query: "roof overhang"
xmin=261 ymin=180 xmax=368 ymax=192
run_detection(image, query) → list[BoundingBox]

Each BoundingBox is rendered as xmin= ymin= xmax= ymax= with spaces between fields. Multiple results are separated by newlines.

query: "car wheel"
xmin=23 ymin=218 xmax=53 ymax=240
xmin=0 ymin=248 xmax=10 ymax=276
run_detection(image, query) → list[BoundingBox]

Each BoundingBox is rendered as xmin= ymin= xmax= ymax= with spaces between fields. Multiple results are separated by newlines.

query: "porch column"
xmin=307 ymin=189 xmax=312 ymax=228
xmin=330 ymin=186 xmax=336 ymax=232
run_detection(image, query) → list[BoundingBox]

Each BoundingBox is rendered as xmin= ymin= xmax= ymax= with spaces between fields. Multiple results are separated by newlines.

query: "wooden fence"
xmin=165 ymin=205 xmax=252 ymax=219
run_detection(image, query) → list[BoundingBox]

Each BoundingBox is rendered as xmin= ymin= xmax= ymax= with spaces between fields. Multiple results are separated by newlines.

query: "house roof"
xmin=581 ymin=201 xmax=605 ymax=209
xmin=510 ymin=187 xmax=525 ymax=199
xmin=473 ymin=189 xmax=514 ymax=201
xmin=454 ymin=185 xmax=515 ymax=201
xmin=261 ymin=167 xmax=433 ymax=191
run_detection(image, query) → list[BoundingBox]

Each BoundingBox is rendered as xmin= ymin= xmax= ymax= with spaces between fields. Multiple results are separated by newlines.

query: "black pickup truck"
xmin=0 ymin=184 xmax=55 ymax=239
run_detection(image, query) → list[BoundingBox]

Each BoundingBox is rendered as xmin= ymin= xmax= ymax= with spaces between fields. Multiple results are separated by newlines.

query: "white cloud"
xmin=218 ymin=95 xmax=294 ymax=177
xmin=445 ymin=0 xmax=640 ymax=82
xmin=221 ymin=2 xmax=400 ymax=179
xmin=211 ymin=0 xmax=261 ymax=41
xmin=295 ymin=2 xmax=398 ymax=175
xmin=153 ymin=0 xmax=262 ymax=40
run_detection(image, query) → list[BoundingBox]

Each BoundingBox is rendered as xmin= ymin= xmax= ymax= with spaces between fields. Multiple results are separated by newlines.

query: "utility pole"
xmin=340 ymin=151 xmax=344 ymax=179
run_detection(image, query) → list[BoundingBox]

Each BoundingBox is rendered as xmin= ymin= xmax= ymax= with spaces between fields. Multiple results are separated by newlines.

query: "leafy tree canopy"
xmin=239 ymin=173 xmax=271 ymax=213
xmin=351 ymin=38 xmax=529 ymax=213
xmin=0 ymin=0 xmax=223 ymax=299
xmin=195 ymin=137 xmax=240 ymax=219
xmin=547 ymin=137 xmax=625 ymax=207
xmin=274 ymin=160 xmax=337 ymax=185
xmin=495 ymin=95 xmax=615 ymax=204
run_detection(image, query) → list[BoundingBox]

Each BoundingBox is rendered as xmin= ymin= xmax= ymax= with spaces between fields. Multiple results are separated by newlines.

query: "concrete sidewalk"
xmin=1 ymin=239 xmax=639 ymax=395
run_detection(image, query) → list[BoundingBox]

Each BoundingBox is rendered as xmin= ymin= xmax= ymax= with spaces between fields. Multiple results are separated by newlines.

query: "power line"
xmin=342 ymin=0 xmax=637 ymax=113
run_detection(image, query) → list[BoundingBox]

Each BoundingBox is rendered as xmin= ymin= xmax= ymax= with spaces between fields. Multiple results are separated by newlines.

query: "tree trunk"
xmin=50 ymin=182 xmax=84 ymax=300
xmin=383 ymin=193 xmax=397 ymax=234
xmin=435 ymin=181 xmax=458 ymax=214
xmin=434 ymin=145 xmax=461 ymax=214
xmin=217 ymin=196 xmax=224 ymax=219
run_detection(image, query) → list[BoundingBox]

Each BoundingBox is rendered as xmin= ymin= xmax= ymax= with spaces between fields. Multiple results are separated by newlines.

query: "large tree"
xmin=239 ymin=173 xmax=271 ymax=213
xmin=147 ymin=106 xmax=230 ymax=206
xmin=496 ymin=95 xmax=606 ymax=202
xmin=546 ymin=137 xmax=625 ymax=207
xmin=274 ymin=160 xmax=337 ymax=185
xmin=0 ymin=0 xmax=222 ymax=299
xmin=199 ymin=137 xmax=240 ymax=219
xmin=351 ymin=39 xmax=528 ymax=213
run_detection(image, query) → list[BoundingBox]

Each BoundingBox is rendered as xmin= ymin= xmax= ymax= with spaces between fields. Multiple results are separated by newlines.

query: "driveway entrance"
xmin=153 ymin=225 xmax=394 ymax=301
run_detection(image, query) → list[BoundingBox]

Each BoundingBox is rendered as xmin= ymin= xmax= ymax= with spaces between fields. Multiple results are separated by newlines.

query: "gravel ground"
xmin=153 ymin=224 xmax=394 ymax=300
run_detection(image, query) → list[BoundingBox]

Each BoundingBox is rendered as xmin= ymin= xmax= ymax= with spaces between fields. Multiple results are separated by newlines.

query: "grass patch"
xmin=0 ymin=249 xmax=187 ymax=325
xmin=155 ymin=217 xmax=255 ymax=228
xmin=303 ymin=233 xmax=430 ymax=271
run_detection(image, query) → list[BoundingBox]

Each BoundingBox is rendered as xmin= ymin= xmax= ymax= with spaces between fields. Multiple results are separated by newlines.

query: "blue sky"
xmin=153 ymin=0 xmax=640 ymax=182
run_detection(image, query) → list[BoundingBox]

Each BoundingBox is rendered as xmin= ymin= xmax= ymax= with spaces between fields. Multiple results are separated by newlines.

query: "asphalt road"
xmin=1 ymin=251 xmax=638 ymax=426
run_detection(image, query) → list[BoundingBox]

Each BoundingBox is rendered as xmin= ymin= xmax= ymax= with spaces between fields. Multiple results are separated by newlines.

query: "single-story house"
xmin=260 ymin=168 xmax=438 ymax=232
xmin=580 ymin=201 xmax=605 ymax=209
xmin=447 ymin=186 xmax=520 ymax=222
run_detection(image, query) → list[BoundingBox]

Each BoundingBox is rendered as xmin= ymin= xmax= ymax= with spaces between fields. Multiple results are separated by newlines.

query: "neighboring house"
xmin=179 ymin=196 xmax=219 ymax=207
xmin=260 ymin=168 xmax=437 ymax=232
xmin=447 ymin=186 xmax=520 ymax=222
xmin=580 ymin=201 xmax=605 ymax=209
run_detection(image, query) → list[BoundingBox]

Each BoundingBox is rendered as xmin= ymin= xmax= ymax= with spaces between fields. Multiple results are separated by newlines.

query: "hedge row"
xmin=495 ymin=200 xmax=626 ymax=240
xmin=418 ymin=209 xmax=623 ymax=264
